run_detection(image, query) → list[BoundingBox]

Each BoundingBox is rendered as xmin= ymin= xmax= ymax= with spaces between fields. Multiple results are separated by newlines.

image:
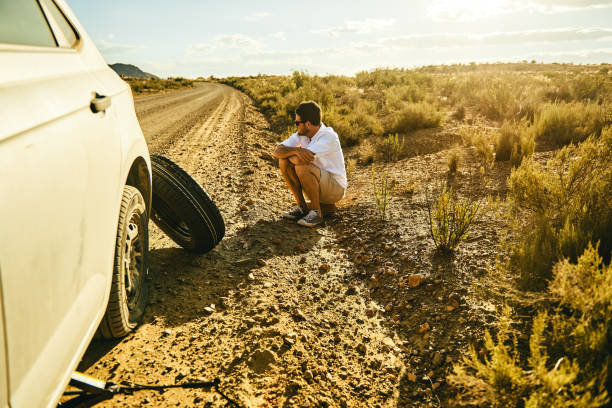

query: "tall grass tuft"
xmin=371 ymin=165 xmax=396 ymax=221
xmin=494 ymin=120 xmax=535 ymax=167
xmin=427 ymin=184 xmax=480 ymax=252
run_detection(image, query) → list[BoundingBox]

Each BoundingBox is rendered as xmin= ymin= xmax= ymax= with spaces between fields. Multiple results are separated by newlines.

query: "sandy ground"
xmin=69 ymin=82 xmax=512 ymax=407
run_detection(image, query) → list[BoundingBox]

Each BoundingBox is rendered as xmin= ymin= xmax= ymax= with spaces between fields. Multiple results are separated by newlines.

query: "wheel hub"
xmin=123 ymin=221 xmax=141 ymax=300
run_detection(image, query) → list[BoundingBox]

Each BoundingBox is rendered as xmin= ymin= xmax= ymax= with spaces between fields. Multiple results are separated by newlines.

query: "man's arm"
xmin=273 ymin=144 xmax=315 ymax=163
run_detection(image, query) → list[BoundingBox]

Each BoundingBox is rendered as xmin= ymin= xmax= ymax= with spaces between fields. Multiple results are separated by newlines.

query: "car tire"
xmin=98 ymin=185 xmax=149 ymax=338
xmin=151 ymin=154 xmax=225 ymax=253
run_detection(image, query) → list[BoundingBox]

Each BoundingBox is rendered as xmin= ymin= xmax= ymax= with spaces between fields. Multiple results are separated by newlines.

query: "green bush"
xmin=381 ymin=133 xmax=404 ymax=162
xmin=427 ymin=184 xmax=480 ymax=252
xmin=449 ymin=245 xmax=611 ymax=407
xmin=371 ymin=165 xmax=396 ymax=221
xmin=507 ymin=126 xmax=612 ymax=288
xmin=532 ymin=102 xmax=608 ymax=147
xmin=494 ymin=121 xmax=535 ymax=167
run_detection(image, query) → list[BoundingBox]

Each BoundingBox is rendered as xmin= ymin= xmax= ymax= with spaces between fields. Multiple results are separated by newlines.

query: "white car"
xmin=0 ymin=1 xmax=226 ymax=406
xmin=0 ymin=1 xmax=152 ymax=407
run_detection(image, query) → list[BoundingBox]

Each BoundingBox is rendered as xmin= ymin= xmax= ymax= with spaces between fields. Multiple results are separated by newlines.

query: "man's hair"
xmin=296 ymin=101 xmax=321 ymax=126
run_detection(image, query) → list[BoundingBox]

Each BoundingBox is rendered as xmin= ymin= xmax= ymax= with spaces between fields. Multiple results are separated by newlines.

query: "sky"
xmin=67 ymin=0 xmax=612 ymax=78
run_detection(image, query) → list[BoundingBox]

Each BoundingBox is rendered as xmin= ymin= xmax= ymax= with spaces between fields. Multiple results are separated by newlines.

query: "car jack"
xmin=59 ymin=371 xmax=242 ymax=408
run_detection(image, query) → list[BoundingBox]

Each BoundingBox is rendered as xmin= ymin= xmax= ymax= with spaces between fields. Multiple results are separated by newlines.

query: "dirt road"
xmin=76 ymin=83 xmax=502 ymax=407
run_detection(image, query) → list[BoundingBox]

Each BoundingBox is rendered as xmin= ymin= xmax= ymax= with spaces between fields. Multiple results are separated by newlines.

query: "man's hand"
xmin=295 ymin=147 xmax=315 ymax=163
xmin=273 ymin=144 xmax=315 ymax=163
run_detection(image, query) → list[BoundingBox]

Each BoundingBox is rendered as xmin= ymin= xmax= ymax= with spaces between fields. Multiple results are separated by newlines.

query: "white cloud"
xmin=187 ymin=34 xmax=263 ymax=55
xmin=269 ymin=32 xmax=286 ymax=40
xmin=379 ymin=28 xmax=612 ymax=48
xmin=242 ymin=12 xmax=271 ymax=22
xmin=312 ymin=18 xmax=395 ymax=37
xmin=429 ymin=0 xmax=612 ymax=21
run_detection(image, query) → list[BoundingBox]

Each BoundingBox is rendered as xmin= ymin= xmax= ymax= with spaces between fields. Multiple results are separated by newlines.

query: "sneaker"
xmin=297 ymin=210 xmax=323 ymax=227
xmin=282 ymin=205 xmax=306 ymax=220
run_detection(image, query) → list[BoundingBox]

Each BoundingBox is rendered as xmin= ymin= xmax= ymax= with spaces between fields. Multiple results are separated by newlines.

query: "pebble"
xmin=408 ymin=274 xmax=424 ymax=288
xmin=293 ymin=309 xmax=307 ymax=321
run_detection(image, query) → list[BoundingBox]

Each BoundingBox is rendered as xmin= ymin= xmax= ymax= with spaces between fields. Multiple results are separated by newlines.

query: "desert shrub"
xmin=125 ymin=77 xmax=194 ymax=94
xmin=532 ymin=102 xmax=608 ymax=147
xmin=507 ymin=126 xmax=612 ymax=288
xmin=494 ymin=121 xmax=535 ymax=167
xmin=427 ymin=184 xmax=480 ymax=252
xmin=358 ymin=139 xmax=377 ymax=165
xmin=386 ymin=102 xmax=442 ymax=133
xmin=345 ymin=158 xmax=357 ymax=180
xmin=452 ymin=106 xmax=466 ymax=121
xmin=447 ymin=148 xmax=460 ymax=173
xmin=449 ymin=245 xmax=611 ymax=407
xmin=472 ymin=132 xmax=495 ymax=167
xmin=371 ymin=165 xmax=396 ymax=221
xmin=381 ymin=133 xmax=404 ymax=162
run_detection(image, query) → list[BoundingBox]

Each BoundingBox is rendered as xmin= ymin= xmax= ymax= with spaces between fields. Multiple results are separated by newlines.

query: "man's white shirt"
xmin=280 ymin=123 xmax=348 ymax=189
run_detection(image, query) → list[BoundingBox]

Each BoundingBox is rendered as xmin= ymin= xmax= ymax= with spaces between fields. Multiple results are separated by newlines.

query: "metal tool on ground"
xmin=59 ymin=371 xmax=242 ymax=408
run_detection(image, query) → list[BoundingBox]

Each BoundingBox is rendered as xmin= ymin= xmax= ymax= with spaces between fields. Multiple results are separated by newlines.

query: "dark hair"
xmin=295 ymin=101 xmax=321 ymax=126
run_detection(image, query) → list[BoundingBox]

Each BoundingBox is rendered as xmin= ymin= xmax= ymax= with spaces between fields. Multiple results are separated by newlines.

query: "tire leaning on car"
xmin=98 ymin=185 xmax=149 ymax=338
xmin=150 ymin=154 xmax=225 ymax=254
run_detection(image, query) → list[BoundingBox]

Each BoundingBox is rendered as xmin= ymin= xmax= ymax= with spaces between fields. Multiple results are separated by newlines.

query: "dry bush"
xmin=358 ymin=139 xmax=377 ymax=165
xmin=452 ymin=106 xmax=466 ymax=121
xmin=447 ymin=147 xmax=460 ymax=173
xmin=507 ymin=126 xmax=612 ymax=288
xmin=345 ymin=158 xmax=357 ymax=180
xmin=532 ymin=102 xmax=608 ymax=147
xmin=473 ymin=132 xmax=495 ymax=167
xmin=381 ymin=133 xmax=405 ymax=162
xmin=126 ymin=77 xmax=194 ymax=94
xmin=450 ymin=245 xmax=611 ymax=407
xmin=385 ymin=102 xmax=443 ymax=133
xmin=494 ymin=120 xmax=535 ymax=167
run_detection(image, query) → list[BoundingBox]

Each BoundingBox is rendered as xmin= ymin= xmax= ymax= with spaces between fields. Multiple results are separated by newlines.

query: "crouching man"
xmin=273 ymin=101 xmax=347 ymax=227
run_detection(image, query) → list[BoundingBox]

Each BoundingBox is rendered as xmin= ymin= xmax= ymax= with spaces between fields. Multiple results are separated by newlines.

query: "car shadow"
xmin=78 ymin=216 xmax=321 ymax=371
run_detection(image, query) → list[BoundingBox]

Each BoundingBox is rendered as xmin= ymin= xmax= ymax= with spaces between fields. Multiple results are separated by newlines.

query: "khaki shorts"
xmin=319 ymin=168 xmax=345 ymax=204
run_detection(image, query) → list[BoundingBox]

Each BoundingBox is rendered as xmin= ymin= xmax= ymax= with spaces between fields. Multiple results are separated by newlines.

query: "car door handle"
xmin=90 ymin=93 xmax=111 ymax=113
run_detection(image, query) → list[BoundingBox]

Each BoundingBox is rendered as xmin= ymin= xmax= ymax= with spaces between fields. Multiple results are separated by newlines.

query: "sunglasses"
xmin=294 ymin=120 xmax=305 ymax=126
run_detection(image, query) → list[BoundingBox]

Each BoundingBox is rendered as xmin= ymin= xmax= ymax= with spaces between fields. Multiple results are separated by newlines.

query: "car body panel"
xmin=0 ymin=1 xmax=150 ymax=406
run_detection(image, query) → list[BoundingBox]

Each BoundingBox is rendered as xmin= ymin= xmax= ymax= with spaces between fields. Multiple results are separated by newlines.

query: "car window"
xmin=0 ymin=1 xmax=57 ymax=47
xmin=39 ymin=0 xmax=78 ymax=47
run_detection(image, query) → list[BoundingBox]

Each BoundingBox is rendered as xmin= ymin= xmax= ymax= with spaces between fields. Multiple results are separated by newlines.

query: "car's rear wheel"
xmin=98 ymin=185 xmax=149 ymax=338
xmin=151 ymin=154 xmax=225 ymax=253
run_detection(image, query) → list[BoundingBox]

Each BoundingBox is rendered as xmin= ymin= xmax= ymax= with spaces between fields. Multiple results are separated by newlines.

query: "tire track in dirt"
xmin=136 ymin=83 xmax=226 ymax=154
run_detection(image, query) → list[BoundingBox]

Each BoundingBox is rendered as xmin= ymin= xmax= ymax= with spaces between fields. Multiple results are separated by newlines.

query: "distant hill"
xmin=109 ymin=63 xmax=158 ymax=79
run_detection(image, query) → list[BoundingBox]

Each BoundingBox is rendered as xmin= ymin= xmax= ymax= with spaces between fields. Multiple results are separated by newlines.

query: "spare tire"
xmin=151 ymin=154 xmax=225 ymax=253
